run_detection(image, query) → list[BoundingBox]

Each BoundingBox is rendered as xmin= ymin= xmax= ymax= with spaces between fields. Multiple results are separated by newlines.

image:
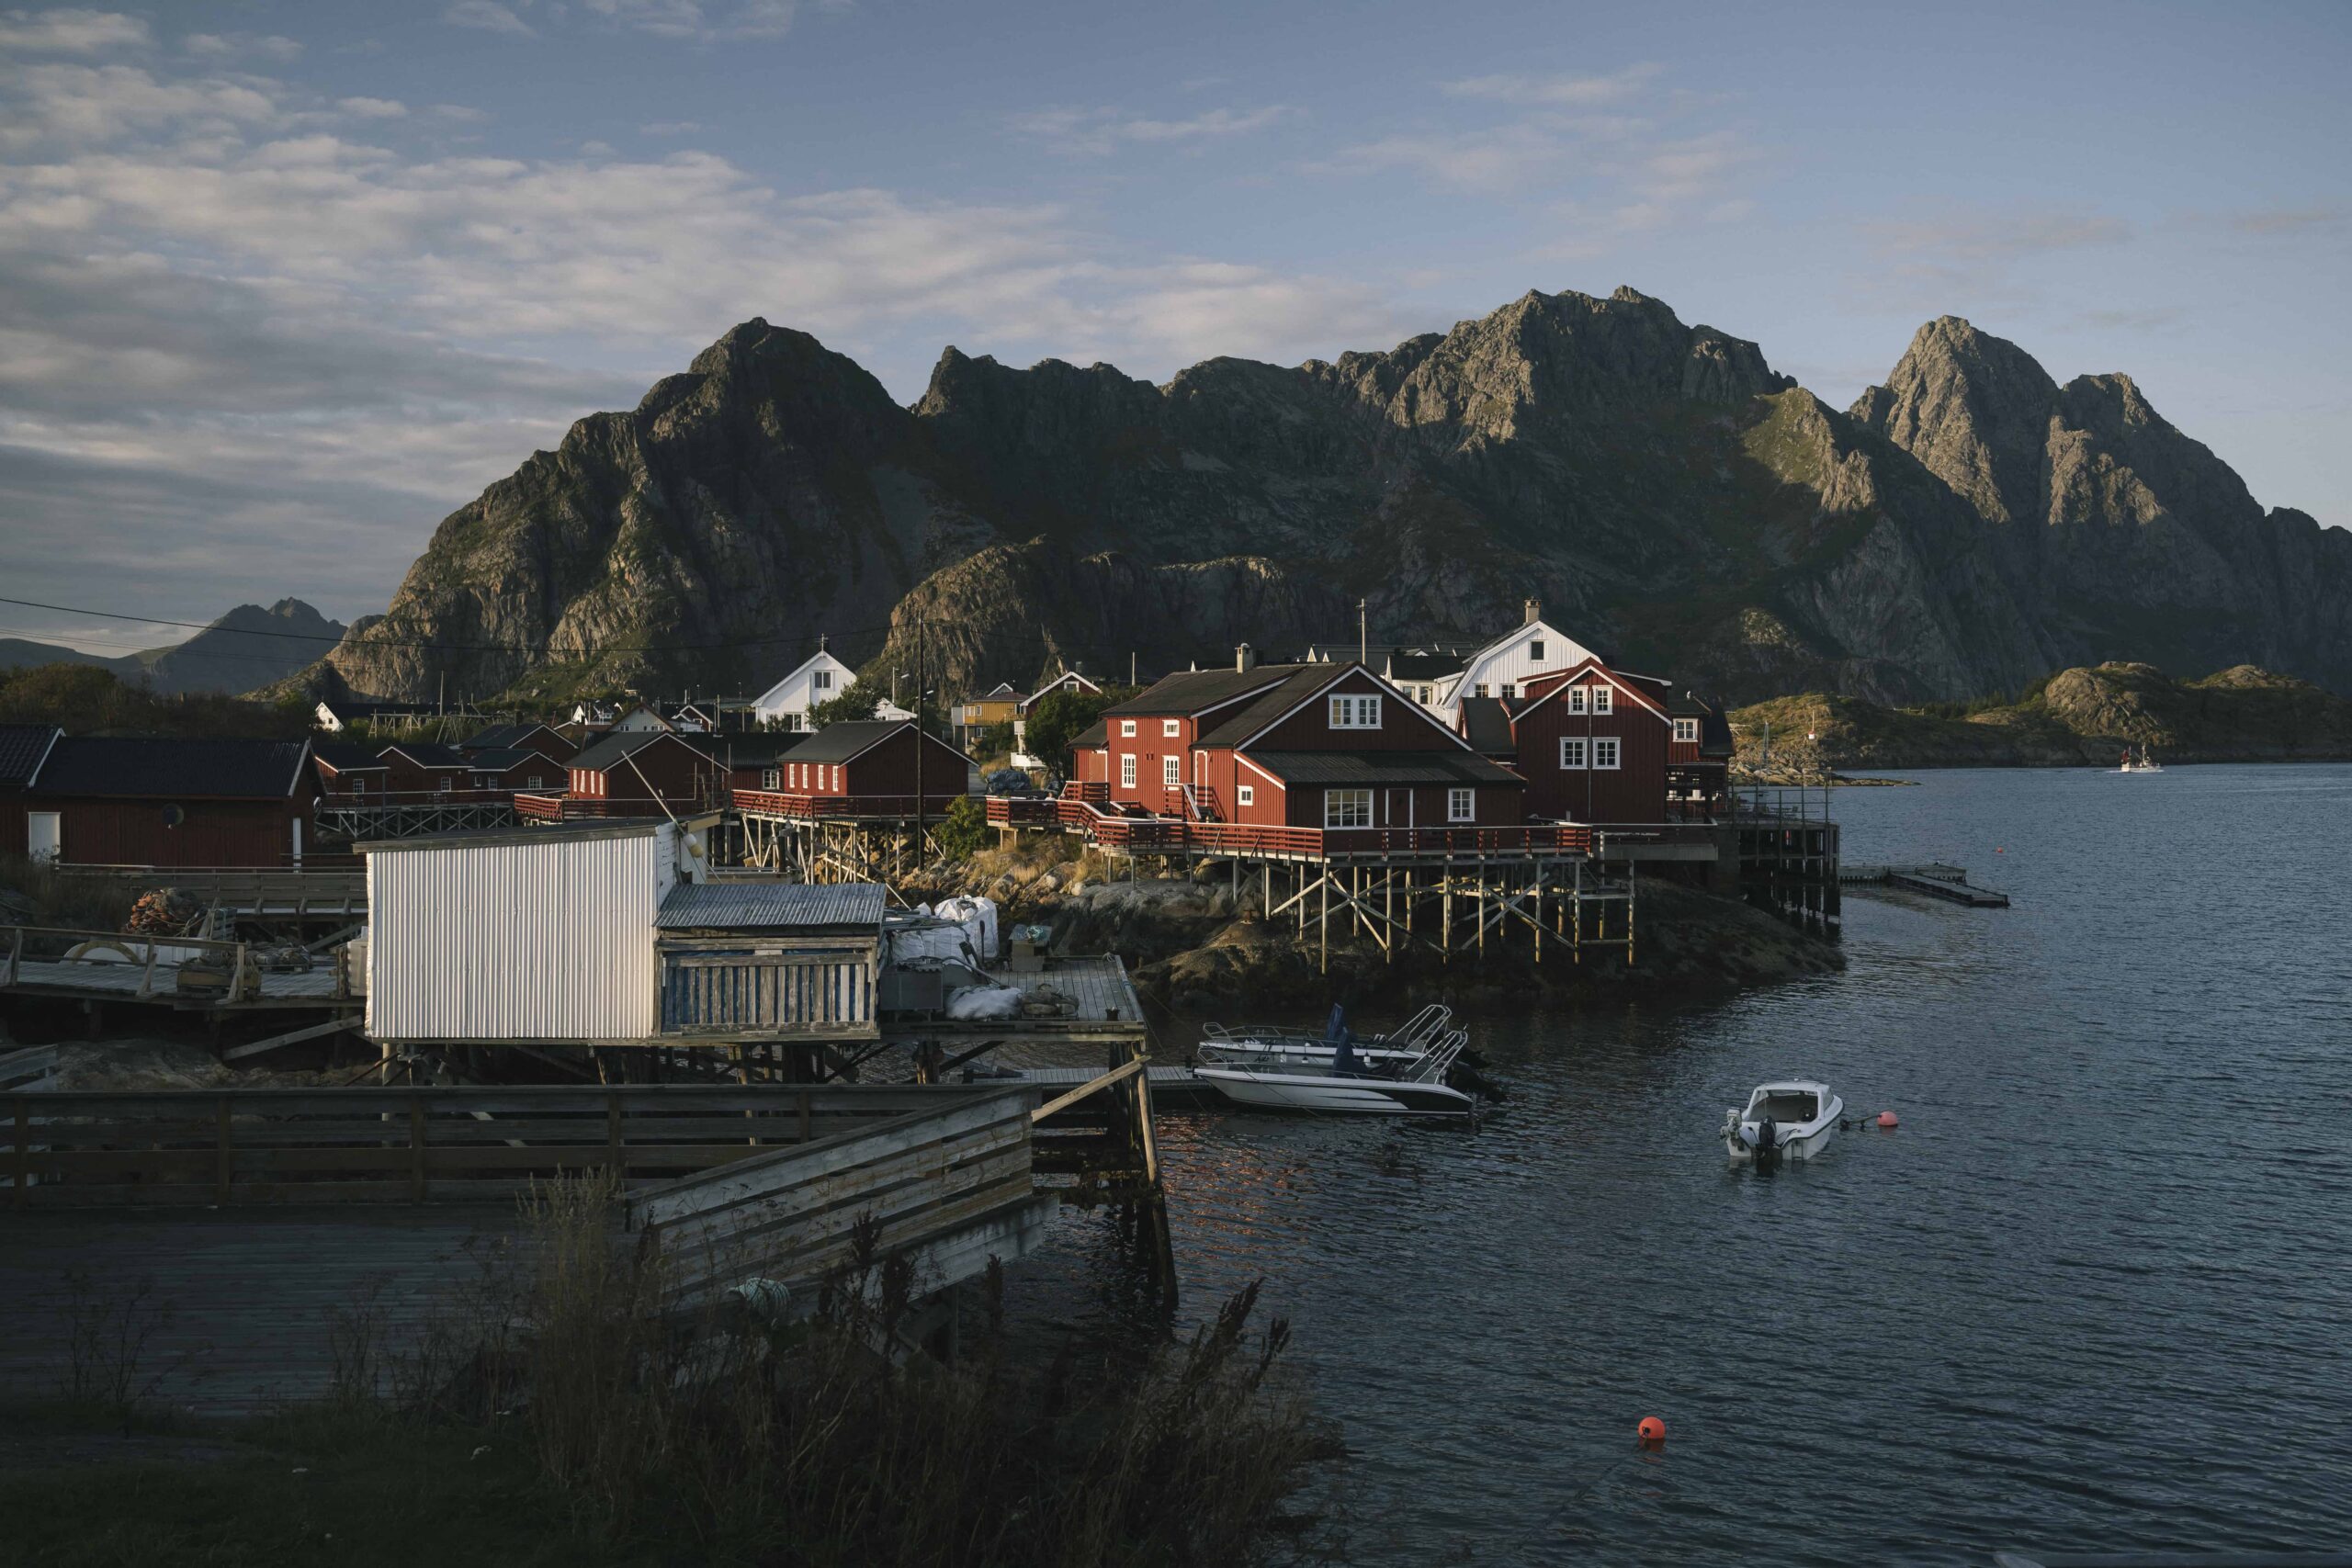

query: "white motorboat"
xmin=2116 ymin=745 xmax=2163 ymax=773
xmin=1194 ymin=1005 xmax=1477 ymax=1118
xmin=1721 ymin=1080 xmax=1843 ymax=1163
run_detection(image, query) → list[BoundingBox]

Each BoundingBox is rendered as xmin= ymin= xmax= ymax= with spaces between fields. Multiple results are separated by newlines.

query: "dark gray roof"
xmin=1386 ymin=651 xmax=1464 ymax=682
xmin=1458 ymin=696 xmax=1516 ymax=757
xmin=711 ymin=733 xmax=810 ymax=766
xmin=1100 ymin=665 xmax=1305 ymax=719
xmin=460 ymin=722 xmax=565 ymax=752
xmin=0 ymin=723 xmax=61 ymax=789
xmin=1071 ymin=717 xmax=1107 ymax=749
xmin=1245 ymin=750 xmax=1523 ymax=786
xmin=356 ymin=818 xmax=705 ymax=852
xmin=382 ymin=741 xmax=469 ymax=767
xmin=786 ymin=719 xmax=971 ymax=767
xmin=570 ymin=729 xmax=692 ymax=773
xmin=311 ymin=740 xmax=389 ymax=773
xmin=467 ymin=747 xmax=562 ymax=771
xmin=33 ymin=736 xmax=311 ymax=798
xmin=1195 ymin=667 xmax=1339 ymax=747
xmin=656 ymin=880 xmax=886 ymax=932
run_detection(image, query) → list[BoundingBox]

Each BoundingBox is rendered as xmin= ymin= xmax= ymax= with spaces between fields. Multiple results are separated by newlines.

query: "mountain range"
xmin=298 ymin=288 xmax=2352 ymax=706
xmin=3 ymin=599 xmax=345 ymax=697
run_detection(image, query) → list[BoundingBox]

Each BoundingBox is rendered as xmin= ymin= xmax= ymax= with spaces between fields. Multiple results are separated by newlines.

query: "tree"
xmin=1022 ymin=685 xmax=1137 ymax=772
xmin=973 ymin=719 xmax=1017 ymax=762
xmin=807 ymin=681 xmax=883 ymax=728
xmin=932 ymin=794 xmax=989 ymax=860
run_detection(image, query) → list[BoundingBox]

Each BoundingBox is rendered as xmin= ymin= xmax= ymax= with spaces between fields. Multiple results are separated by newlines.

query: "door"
xmin=1386 ymin=788 xmax=1411 ymax=833
xmin=27 ymin=811 xmax=60 ymax=863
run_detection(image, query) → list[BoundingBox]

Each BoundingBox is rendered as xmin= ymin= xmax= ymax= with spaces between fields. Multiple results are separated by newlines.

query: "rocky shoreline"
xmin=909 ymin=838 xmax=1842 ymax=1019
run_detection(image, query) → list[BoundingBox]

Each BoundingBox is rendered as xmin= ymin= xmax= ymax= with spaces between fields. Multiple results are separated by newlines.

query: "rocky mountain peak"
xmin=1850 ymin=316 xmax=2064 ymax=525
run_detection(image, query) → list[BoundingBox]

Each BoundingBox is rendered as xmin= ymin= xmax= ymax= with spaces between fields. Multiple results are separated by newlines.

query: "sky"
xmin=1 ymin=0 xmax=2346 ymax=656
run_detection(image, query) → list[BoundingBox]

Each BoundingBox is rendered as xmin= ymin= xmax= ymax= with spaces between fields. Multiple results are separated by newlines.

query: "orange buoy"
xmin=1636 ymin=1416 xmax=1666 ymax=1446
xmin=1875 ymin=1110 xmax=1899 ymax=1129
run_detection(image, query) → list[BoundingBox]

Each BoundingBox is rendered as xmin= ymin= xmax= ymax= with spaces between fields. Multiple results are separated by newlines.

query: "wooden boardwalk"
xmin=1841 ymin=863 xmax=2011 ymax=907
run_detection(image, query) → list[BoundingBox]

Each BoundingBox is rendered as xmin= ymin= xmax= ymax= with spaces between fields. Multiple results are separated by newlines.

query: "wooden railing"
xmin=984 ymin=795 xmax=1058 ymax=826
xmin=0 ymin=924 xmax=350 ymax=1002
xmin=1 ymin=1084 xmax=1038 ymax=1208
xmin=629 ymin=1087 xmax=1041 ymax=1303
xmin=732 ymin=789 xmax=975 ymax=819
xmin=42 ymin=867 xmax=366 ymax=908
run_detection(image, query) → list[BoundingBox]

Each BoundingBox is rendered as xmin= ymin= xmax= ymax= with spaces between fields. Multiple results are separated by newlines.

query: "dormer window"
xmin=1592 ymin=685 xmax=1613 ymax=715
xmin=1568 ymin=687 xmax=1587 ymax=715
xmin=1674 ymin=717 xmax=1699 ymax=744
xmin=1329 ymin=694 xmax=1381 ymax=729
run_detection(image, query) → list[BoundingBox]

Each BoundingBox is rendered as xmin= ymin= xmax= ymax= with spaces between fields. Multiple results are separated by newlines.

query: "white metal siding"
xmin=367 ymin=829 xmax=677 ymax=1042
xmin=1439 ymin=620 xmax=1596 ymax=716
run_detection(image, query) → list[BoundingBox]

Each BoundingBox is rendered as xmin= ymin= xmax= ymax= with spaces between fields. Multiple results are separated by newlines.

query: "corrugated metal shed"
xmin=365 ymin=819 xmax=682 ymax=1042
xmin=655 ymin=882 xmax=885 ymax=932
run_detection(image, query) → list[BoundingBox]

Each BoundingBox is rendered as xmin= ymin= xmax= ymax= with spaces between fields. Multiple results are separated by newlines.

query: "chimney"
xmin=1236 ymin=643 xmax=1257 ymax=673
xmin=1523 ymin=597 xmax=1542 ymax=626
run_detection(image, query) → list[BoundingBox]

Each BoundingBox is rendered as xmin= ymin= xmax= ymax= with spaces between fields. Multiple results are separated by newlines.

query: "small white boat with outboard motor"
xmin=1193 ymin=1004 xmax=1479 ymax=1118
xmin=1721 ymin=1080 xmax=1843 ymax=1163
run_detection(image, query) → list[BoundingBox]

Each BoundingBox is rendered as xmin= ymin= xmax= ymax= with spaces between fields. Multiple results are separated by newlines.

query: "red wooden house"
xmin=463 ymin=747 xmax=567 ymax=795
xmin=1505 ymin=660 xmax=1675 ymax=824
xmin=458 ymin=723 xmax=578 ymax=765
xmin=532 ymin=731 xmax=729 ymax=818
xmin=1 ymin=723 xmax=62 ymax=861
xmin=1097 ymin=653 xmax=1523 ymax=839
xmin=751 ymin=720 xmax=976 ymax=817
xmin=311 ymin=740 xmax=390 ymax=800
xmin=377 ymin=742 xmax=474 ymax=798
xmin=20 ymin=736 xmax=319 ymax=868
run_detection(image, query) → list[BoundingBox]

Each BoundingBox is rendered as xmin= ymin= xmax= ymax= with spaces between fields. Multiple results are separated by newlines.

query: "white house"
xmin=1430 ymin=603 xmax=1597 ymax=722
xmin=609 ymin=702 xmax=673 ymax=734
xmin=752 ymin=647 xmax=859 ymax=731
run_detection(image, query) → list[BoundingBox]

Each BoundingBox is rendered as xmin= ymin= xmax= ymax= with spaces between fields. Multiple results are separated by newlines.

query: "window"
xmin=1162 ymin=718 xmax=1181 ymax=738
xmin=1238 ymin=784 xmax=1255 ymax=807
xmin=1329 ymin=694 xmax=1382 ymax=729
xmin=812 ymin=670 xmax=832 ymax=691
xmin=1324 ymin=787 xmax=1373 ymax=829
xmin=1501 ymin=684 xmax=1516 ymax=700
xmin=762 ymin=767 xmax=780 ymax=789
xmin=1473 ymin=683 xmax=1489 ymax=698
xmin=1163 ymin=755 xmax=1182 ymax=787
xmin=438 ymin=774 xmax=454 ymax=793
xmin=1593 ymin=738 xmax=1621 ymax=770
xmin=526 ymin=774 xmax=544 ymax=790
xmin=1530 ymin=639 xmax=1545 ymax=662
xmin=351 ymin=777 xmax=367 ymax=796
xmin=1559 ymin=738 xmax=1588 ymax=769
xmin=1592 ymin=685 xmax=1613 ymax=715
xmin=1567 ymin=686 xmax=1587 ymax=715
xmin=1448 ymin=787 xmax=1474 ymax=823
xmin=1121 ymin=753 xmax=1137 ymax=788
xmin=1121 ymin=719 xmax=1137 ymax=737
xmin=1674 ymin=717 xmax=1699 ymax=744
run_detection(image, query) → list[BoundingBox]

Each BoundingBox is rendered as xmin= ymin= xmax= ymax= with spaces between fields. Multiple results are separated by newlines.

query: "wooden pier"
xmin=0 ymin=924 xmax=362 ymax=1013
xmin=1841 ymin=862 xmax=2011 ymax=907
xmin=0 ymin=1073 xmax=1172 ymax=1411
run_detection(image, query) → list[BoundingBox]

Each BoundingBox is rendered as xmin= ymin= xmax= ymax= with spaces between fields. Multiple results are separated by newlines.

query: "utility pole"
xmin=1357 ymin=599 xmax=1368 ymax=666
xmin=913 ymin=618 xmax=924 ymax=853
xmin=1130 ymin=649 xmax=1136 ymax=687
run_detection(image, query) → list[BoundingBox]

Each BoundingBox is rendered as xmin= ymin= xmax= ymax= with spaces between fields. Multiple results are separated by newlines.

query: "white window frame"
xmin=1530 ymin=639 xmax=1545 ymax=662
xmin=1121 ymin=719 xmax=1137 ymax=737
xmin=762 ymin=767 xmax=780 ymax=790
xmin=1567 ymin=686 xmax=1587 ymax=715
xmin=812 ymin=670 xmax=832 ymax=691
xmin=1593 ymin=685 xmax=1613 ymax=715
xmin=1324 ymin=787 xmax=1373 ymax=829
xmin=1592 ymin=737 xmax=1622 ymax=770
xmin=1329 ymin=694 xmax=1382 ymax=729
xmin=1162 ymin=718 xmax=1181 ymax=738
xmin=1237 ymin=784 xmax=1255 ymax=807
xmin=1448 ymin=787 xmax=1474 ymax=823
xmin=1162 ymin=755 xmax=1182 ymax=787
xmin=1473 ymin=683 xmax=1489 ymax=698
xmin=1559 ymin=738 xmax=1589 ymax=769
xmin=1121 ymin=753 xmax=1137 ymax=789
xmin=1674 ymin=717 xmax=1699 ymax=744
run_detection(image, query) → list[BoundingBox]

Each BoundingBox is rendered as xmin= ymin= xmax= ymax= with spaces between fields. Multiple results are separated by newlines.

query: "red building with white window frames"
xmin=520 ymin=731 xmax=730 ymax=820
xmin=1507 ymin=660 xmax=1673 ymax=823
xmin=377 ymin=742 xmax=475 ymax=799
xmin=458 ymin=722 xmax=579 ymax=766
xmin=19 ymin=735 xmax=320 ymax=868
xmin=741 ymin=719 xmax=977 ymax=817
xmin=1095 ymin=651 xmax=1523 ymax=836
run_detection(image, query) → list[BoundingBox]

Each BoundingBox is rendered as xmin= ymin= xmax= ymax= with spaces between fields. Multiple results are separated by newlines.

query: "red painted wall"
xmin=1511 ymin=675 xmax=1669 ymax=823
xmin=1280 ymin=781 xmax=1522 ymax=831
xmin=1249 ymin=669 xmax=1464 ymax=753
xmin=572 ymin=736 xmax=726 ymax=808
xmin=841 ymin=728 xmax=975 ymax=806
xmin=379 ymin=750 xmax=469 ymax=795
xmin=36 ymin=796 xmax=310 ymax=868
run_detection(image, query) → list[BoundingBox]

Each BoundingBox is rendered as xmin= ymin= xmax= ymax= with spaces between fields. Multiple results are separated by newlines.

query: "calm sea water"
xmin=1050 ymin=764 xmax=2352 ymax=1563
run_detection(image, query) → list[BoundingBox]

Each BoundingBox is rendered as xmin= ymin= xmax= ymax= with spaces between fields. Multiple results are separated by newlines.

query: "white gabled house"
xmin=752 ymin=646 xmax=858 ymax=731
xmin=1431 ymin=602 xmax=1597 ymax=721
xmin=1012 ymin=670 xmax=1102 ymax=747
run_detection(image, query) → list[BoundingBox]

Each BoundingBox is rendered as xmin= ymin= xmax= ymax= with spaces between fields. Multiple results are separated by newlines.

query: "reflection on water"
xmin=1012 ymin=764 xmax=2352 ymax=1563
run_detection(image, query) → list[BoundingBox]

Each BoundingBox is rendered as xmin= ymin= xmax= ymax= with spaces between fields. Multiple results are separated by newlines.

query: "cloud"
xmin=581 ymin=0 xmax=798 ymax=40
xmin=2073 ymin=307 xmax=2185 ymax=333
xmin=1865 ymin=211 xmax=2132 ymax=262
xmin=639 ymin=120 xmax=704 ymax=136
xmin=339 ymin=96 xmax=409 ymax=118
xmin=2227 ymin=208 xmax=2346 ymax=236
xmin=0 ymin=6 xmax=149 ymax=52
xmin=1439 ymin=63 xmax=1661 ymax=107
xmin=442 ymin=2 xmax=535 ymax=37
xmin=1011 ymin=104 xmax=1293 ymax=157
xmin=185 ymin=32 xmax=303 ymax=63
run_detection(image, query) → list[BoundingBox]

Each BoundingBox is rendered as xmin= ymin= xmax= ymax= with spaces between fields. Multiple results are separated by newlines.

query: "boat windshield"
xmin=1747 ymin=1091 xmax=1818 ymax=1122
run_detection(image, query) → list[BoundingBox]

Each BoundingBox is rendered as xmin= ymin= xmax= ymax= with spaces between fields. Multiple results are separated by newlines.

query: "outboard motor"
xmin=1754 ymin=1115 xmax=1781 ymax=1166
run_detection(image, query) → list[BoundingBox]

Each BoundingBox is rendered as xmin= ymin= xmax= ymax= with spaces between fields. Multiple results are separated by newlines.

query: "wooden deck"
xmin=1 ymin=925 xmax=358 ymax=1012
xmin=1842 ymin=862 xmax=2011 ymax=907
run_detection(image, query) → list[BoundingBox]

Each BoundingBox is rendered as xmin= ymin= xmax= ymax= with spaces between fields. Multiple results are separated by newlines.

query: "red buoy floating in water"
xmin=1636 ymin=1416 xmax=1666 ymax=1447
xmin=1876 ymin=1110 xmax=1899 ymax=1130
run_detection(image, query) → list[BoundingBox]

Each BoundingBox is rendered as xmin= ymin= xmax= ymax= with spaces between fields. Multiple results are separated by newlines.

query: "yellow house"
xmin=958 ymin=682 xmax=1023 ymax=744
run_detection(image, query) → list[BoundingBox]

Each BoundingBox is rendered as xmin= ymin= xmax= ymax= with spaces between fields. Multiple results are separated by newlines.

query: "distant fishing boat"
xmin=2116 ymin=745 xmax=2163 ymax=773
